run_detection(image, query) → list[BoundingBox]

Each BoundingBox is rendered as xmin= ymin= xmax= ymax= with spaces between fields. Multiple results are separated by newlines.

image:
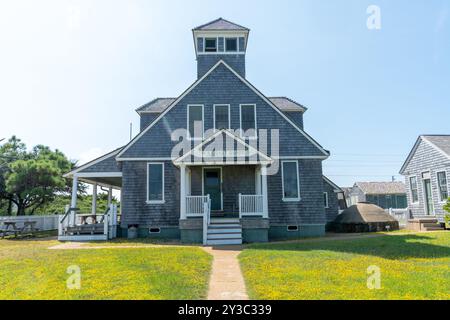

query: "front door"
xmin=423 ymin=178 xmax=434 ymax=215
xmin=204 ymin=168 xmax=222 ymax=211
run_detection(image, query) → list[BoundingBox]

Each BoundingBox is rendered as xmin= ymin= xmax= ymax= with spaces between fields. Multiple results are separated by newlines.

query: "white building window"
xmin=437 ymin=171 xmax=448 ymax=202
xmin=281 ymin=161 xmax=300 ymax=201
xmin=214 ymin=104 xmax=230 ymax=131
xmin=147 ymin=163 xmax=164 ymax=204
xmin=239 ymin=104 xmax=257 ymax=138
xmin=204 ymin=38 xmax=217 ymax=52
xmin=187 ymin=105 xmax=204 ymax=140
xmin=409 ymin=176 xmax=419 ymax=203
xmin=225 ymin=38 xmax=238 ymax=52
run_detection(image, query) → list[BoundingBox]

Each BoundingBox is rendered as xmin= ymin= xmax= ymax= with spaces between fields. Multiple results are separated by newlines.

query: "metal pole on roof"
xmin=129 ymin=123 xmax=133 ymax=141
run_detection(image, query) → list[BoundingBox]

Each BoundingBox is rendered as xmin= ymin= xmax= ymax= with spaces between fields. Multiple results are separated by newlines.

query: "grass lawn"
xmin=239 ymin=232 xmax=450 ymax=300
xmin=0 ymin=237 xmax=212 ymax=300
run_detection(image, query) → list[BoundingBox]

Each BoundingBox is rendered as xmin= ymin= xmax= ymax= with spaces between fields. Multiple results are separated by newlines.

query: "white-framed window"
xmin=409 ymin=176 xmax=419 ymax=204
xmin=187 ymin=104 xmax=204 ymax=140
xmin=239 ymin=104 xmax=257 ymax=139
xmin=213 ymin=104 xmax=230 ymax=131
xmin=437 ymin=171 xmax=448 ymax=202
xmin=147 ymin=163 xmax=164 ymax=204
xmin=225 ymin=38 xmax=238 ymax=52
xmin=204 ymin=38 xmax=217 ymax=52
xmin=323 ymin=192 xmax=329 ymax=208
xmin=281 ymin=160 xmax=300 ymax=201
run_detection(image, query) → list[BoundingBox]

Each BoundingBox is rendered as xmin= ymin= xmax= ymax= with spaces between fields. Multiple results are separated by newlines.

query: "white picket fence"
xmin=0 ymin=215 xmax=59 ymax=231
xmin=387 ymin=208 xmax=410 ymax=227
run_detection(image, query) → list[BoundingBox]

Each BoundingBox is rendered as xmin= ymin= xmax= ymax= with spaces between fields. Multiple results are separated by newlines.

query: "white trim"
xmin=202 ymin=167 xmax=223 ymax=211
xmin=174 ymin=129 xmax=272 ymax=164
xmin=323 ymin=192 xmax=329 ymax=208
xmin=281 ymin=160 xmax=301 ymax=202
xmin=239 ymin=104 xmax=257 ymax=139
xmin=408 ymin=175 xmax=419 ymax=205
xmin=323 ymin=175 xmax=343 ymax=192
xmin=74 ymin=172 xmax=122 ymax=178
xmin=64 ymin=148 xmax=122 ymax=177
xmin=274 ymin=156 xmax=329 ymax=160
xmin=436 ymin=170 xmax=448 ymax=203
xmin=187 ymin=104 xmax=204 ymax=141
xmin=118 ymin=158 xmax=174 ymax=161
xmin=400 ymin=136 xmax=450 ymax=174
xmin=116 ymin=60 xmax=329 ymax=160
xmin=421 ymin=170 xmax=435 ymax=216
xmin=146 ymin=162 xmax=165 ymax=205
xmin=213 ymin=104 xmax=231 ymax=131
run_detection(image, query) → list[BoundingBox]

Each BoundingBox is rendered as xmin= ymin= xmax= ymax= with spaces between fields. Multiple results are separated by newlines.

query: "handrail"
xmin=99 ymin=206 xmax=111 ymax=224
xmin=60 ymin=207 xmax=79 ymax=224
xmin=202 ymin=195 xmax=211 ymax=246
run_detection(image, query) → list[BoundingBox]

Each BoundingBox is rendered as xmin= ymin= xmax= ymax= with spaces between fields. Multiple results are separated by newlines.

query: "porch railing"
xmin=186 ymin=196 xmax=210 ymax=217
xmin=239 ymin=194 xmax=264 ymax=218
xmin=202 ymin=195 xmax=211 ymax=245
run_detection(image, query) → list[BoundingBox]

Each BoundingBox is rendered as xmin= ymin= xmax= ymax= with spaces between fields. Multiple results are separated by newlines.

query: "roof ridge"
xmin=193 ymin=17 xmax=249 ymax=31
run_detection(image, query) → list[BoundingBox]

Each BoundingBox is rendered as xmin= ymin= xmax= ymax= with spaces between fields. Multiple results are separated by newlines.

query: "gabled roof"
xmin=193 ymin=18 xmax=249 ymax=31
xmin=399 ymin=135 xmax=450 ymax=174
xmin=174 ymin=129 xmax=272 ymax=165
xmin=136 ymin=98 xmax=176 ymax=114
xmin=137 ymin=97 xmax=307 ymax=114
xmin=117 ymin=60 xmax=330 ymax=159
xmin=64 ymin=147 xmax=123 ymax=177
xmin=323 ymin=176 xmax=343 ymax=193
xmin=354 ymin=182 xmax=406 ymax=195
xmin=268 ymin=97 xmax=307 ymax=112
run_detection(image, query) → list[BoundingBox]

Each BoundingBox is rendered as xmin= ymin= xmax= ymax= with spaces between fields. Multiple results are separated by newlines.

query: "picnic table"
xmin=0 ymin=221 xmax=39 ymax=238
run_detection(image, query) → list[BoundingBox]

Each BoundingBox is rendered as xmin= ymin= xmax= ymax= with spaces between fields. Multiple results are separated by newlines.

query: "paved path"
xmin=202 ymin=246 xmax=248 ymax=300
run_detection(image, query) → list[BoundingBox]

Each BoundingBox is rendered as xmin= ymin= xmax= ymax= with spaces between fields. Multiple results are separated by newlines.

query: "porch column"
xmin=107 ymin=186 xmax=113 ymax=207
xmin=180 ymin=164 xmax=187 ymax=220
xmin=261 ymin=165 xmax=269 ymax=219
xmin=71 ymin=175 xmax=78 ymax=209
xmin=91 ymin=183 xmax=98 ymax=215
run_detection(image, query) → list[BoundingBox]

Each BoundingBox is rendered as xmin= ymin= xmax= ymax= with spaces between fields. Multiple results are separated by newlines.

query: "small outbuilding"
xmin=331 ymin=202 xmax=399 ymax=233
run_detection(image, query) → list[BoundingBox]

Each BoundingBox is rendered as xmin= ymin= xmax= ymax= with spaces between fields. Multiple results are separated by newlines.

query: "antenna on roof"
xmin=129 ymin=123 xmax=133 ymax=141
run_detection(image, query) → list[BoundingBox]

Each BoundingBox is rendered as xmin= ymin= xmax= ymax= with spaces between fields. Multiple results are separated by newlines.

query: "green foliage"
xmin=0 ymin=136 xmax=86 ymax=215
xmin=444 ymin=198 xmax=450 ymax=213
xmin=33 ymin=194 xmax=119 ymax=215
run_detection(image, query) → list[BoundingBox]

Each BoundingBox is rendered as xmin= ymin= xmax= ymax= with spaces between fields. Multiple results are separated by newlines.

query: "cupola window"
xmin=205 ymin=38 xmax=217 ymax=52
xmin=225 ymin=38 xmax=238 ymax=52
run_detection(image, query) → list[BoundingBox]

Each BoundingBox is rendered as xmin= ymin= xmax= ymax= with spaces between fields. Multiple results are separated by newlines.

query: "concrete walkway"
xmin=202 ymin=246 xmax=248 ymax=300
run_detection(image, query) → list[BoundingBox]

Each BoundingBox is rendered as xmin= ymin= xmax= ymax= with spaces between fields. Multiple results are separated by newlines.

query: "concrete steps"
xmin=408 ymin=218 xmax=445 ymax=231
xmin=206 ymin=218 xmax=242 ymax=246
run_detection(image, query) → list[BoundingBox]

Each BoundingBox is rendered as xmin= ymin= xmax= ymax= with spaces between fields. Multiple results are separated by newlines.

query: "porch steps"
xmin=408 ymin=218 xmax=445 ymax=231
xmin=206 ymin=218 xmax=242 ymax=246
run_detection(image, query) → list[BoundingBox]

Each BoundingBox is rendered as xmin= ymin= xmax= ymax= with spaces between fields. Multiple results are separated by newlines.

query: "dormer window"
xmin=225 ymin=38 xmax=238 ymax=52
xmin=204 ymin=38 xmax=217 ymax=52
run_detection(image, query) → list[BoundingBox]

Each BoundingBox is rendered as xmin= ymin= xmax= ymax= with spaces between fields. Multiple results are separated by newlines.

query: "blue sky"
xmin=0 ymin=0 xmax=449 ymax=187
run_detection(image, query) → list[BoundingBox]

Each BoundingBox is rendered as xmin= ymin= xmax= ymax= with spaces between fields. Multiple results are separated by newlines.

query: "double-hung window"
xmin=240 ymin=104 xmax=257 ymax=138
xmin=214 ymin=105 xmax=230 ymax=131
xmin=323 ymin=192 xmax=329 ymax=208
xmin=188 ymin=105 xmax=204 ymax=140
xmin=147 ymin=163 xmax=164 ymax=204
xmin=282 ymin=161 xmax=300 ymax=201
xmin=409 ymin=176 xmax=419 ymax=203
xmin=204 ymin=38 xmax=217 ymax=52
xmin=225 ymin=38 xmax=238 ymax=52
xmin=437 ymin=171 xmax=448 ymax=202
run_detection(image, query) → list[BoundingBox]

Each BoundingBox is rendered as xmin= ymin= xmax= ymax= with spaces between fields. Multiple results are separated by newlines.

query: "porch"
xmin=59 ymin=172 xmax=122 ymax=241
xmin=180 ymin=164 xmax=269 ymax=220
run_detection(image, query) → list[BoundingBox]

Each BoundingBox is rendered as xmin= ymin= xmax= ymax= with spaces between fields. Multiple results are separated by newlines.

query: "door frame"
xmin=202 ymin=167 xmax=223 ymax=211
xmin=421 ymin=170 xmax=435 ymax=216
